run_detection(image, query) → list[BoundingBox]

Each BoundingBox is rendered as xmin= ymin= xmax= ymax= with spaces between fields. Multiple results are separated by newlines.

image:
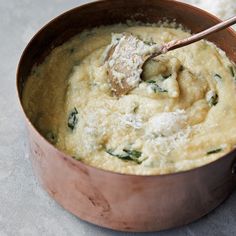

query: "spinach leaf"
xmin=179 ymin=65 xmax=184 ymax=72
xmin=72 ymin=155 xmax=82 ymax=161
xmin=206 ymin=148 xmax=222 ymax=155
xmin=209 ymin=93 xmax=218 ymax=106
xmin=123 ymin=149 xmax=142 ymax=158
xmin=146 ymin=80 xmax=156 ymax=84
xmin=133 ymin=105 xmax=139 ymax=113
xmin=162 ymin=74 xmax=172 ymax=79
xmin=152 ymin=84 xmax=168 ymax=93
xmin=69 ymin=48 xmax=75 ymax=54
xmin=144 ymin=40 xmax=155 ymax=46
xmin=106 ymin=149 xmax=142 ymax=164
xmin=68 ymin=107 xmax=79 ymax=131
xmin=214 ymin=74 xmax=222 ymax=80
xmin=46 ymin=131 xmax=57 ymax=144
xmin=146 ymin=80 xmax=168 ymax=93
xmin=229 ymin=66 xmax=236 ymax=82
xmin=229 ymin=66 xmax=235 ymax=77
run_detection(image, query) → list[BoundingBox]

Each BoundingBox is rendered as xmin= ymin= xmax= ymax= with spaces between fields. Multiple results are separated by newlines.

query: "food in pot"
xmin=22 ymin=23 xmax=236 ymax=175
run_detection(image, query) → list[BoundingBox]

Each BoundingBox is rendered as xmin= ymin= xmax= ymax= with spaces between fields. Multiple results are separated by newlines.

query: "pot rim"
xmin=16 ymin=0 xmax=236 ymax=178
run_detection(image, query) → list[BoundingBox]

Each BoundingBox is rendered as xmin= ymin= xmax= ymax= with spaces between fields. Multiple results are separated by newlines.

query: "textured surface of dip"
xmin=22 ymin=23 xmax=236 ymax=175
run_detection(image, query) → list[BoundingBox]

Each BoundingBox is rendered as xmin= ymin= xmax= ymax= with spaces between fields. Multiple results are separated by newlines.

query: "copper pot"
xmin=17 ymin=0 xmax=236 ymax=232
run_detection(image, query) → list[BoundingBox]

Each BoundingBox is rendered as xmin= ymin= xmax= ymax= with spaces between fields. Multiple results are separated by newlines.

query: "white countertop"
xmin=0 ymin=0 xmax=235 ymax=235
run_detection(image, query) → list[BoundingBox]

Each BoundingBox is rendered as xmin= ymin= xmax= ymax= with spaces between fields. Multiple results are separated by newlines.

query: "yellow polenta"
xmin=22 ymin=23 xmax=236 ymax=175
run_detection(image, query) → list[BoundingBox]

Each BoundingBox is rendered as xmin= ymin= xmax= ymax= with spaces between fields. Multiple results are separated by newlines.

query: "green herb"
xmin=123 ymin=149 xmax=142 ymax=158
xmin=162 ymin=74 xmax=172 ymax=79
xmin=146 ymin=80 xmax=167 ymax=93
xmin=152 ymin=84 xmax=168 ymax=93
xmin=69 ymin=48 xmax=75 ymax=54
xmin=72 ymin=156 xmax=82 ymax=161
xmin=208 ymin=93 xmax=218 ymax=106
xmin=144 ymin=41 xmax=155 ymax=46
xmin=229 ymin=66 xmax=235 ymax=78
xmin=133 ymin=106 xmax=139 ymax=113
xmin=46 ymin=131 xmax=57 ymax=144
xmin=206 ymin=148 xmax=222 ymax=155
xmin=214 ymin=74 xmax=222 ymax=80
xmin=146 ymin=80 xmax=156 ymax=84
xmin=68 ymin=107 xmax=79 ymax=131
xmin=179 ymin=65 xmax=184 ymax=72
xmin=106 ymin=149 xmax=142 ymax=164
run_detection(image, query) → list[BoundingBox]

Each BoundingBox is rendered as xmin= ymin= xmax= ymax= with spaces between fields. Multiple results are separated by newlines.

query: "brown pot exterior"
xmin=17 ymin=0 xmax=236 ymax=232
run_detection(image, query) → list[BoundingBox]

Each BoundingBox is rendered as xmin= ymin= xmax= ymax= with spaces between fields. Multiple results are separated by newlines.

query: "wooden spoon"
xmin=106 ymin=15 xmax=236 ymax=96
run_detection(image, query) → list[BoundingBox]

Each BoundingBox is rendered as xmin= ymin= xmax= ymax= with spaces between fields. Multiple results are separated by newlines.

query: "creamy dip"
xmin=22 ymin=23 xmax=236 ymax=175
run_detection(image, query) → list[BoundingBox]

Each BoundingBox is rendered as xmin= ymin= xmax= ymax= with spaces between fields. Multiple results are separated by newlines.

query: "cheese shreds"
xmin=143 ymin=110 xmax=190 ymax=157
xmin=151 ymin=128 xmax=191 ymax=155
xmin=120 ymin=113 xmax=143 ymax=129
xmin=146 ymin=109 xmax=187 ymax=137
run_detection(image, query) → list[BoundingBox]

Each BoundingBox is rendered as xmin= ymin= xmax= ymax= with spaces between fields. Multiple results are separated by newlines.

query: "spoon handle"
xmin=163 ymin=15 xmax=236 ymax=52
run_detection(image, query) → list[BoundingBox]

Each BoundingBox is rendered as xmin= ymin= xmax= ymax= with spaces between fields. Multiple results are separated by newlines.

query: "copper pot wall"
xmin=17 ymin=0 xmax=236 ymax=232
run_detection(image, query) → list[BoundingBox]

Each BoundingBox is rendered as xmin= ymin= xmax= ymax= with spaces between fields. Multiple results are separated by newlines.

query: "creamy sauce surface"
xmin=22 ymin=23 xmax=236 ymax=175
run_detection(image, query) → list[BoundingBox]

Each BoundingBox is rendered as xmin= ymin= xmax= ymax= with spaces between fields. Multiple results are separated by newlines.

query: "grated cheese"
xmin=146 ymin=109 xmax=187 ymax=137
xmin=142 ymin=110 xmax=190 ymax=157
xmin=152 ymin=128 xmax=191 ymax=154
xmin=120 ymin=113 xmax=143 ymax=129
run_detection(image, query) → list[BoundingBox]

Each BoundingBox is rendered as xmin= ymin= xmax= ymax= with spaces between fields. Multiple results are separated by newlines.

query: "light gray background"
xmin=0 ymin=0 xmax=235 ymax=235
